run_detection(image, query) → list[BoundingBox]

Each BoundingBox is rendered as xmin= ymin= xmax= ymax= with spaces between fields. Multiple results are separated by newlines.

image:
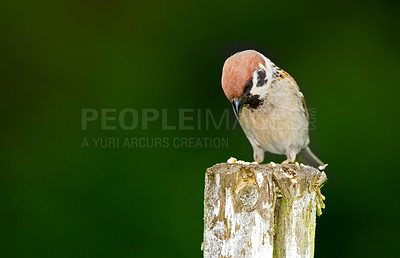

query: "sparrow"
xmin=221 ymin=50 xmax=324 ymax=167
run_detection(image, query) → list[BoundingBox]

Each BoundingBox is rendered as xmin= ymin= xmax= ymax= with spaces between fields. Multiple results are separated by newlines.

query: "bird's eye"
xmin=243 ymin=78 xmax=253 ymax=96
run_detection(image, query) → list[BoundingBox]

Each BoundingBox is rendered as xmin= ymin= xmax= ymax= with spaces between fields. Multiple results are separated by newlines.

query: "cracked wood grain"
xmin=202 ymin=162 xmax=327 ymax=258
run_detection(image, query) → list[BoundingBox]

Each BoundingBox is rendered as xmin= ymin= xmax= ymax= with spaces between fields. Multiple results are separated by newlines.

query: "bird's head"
xmin=221 ymin=50 xmax=271 ymax=117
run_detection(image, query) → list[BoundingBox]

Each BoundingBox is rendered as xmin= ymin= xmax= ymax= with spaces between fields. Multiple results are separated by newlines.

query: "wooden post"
xmin=202 ymin=161 xmax=327 ymax=258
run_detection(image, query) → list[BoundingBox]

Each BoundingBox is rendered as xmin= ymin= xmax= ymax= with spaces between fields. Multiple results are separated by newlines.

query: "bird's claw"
xmin=316 ymin=188 xmax=326 ymax=216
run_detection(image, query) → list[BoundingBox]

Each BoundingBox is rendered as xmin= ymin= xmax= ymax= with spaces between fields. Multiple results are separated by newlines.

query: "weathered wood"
xmin=203 ymin=161 xmax=326 ymax=258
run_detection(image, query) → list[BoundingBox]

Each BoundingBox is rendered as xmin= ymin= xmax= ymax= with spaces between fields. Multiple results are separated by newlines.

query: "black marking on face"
xmin=256 ymin=69 xmax=267 ymax=87
xmin=245 ymin=94 xmax=263 ymax=109
xmin=242 ymin=77 xmax=253 ymax=97
xmin=240 ymin=77 xmax=263 ymax=110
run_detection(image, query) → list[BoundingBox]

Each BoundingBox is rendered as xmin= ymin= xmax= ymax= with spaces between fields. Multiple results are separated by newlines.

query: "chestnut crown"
xmin=221 ymin=50 xmax=265 ymax=101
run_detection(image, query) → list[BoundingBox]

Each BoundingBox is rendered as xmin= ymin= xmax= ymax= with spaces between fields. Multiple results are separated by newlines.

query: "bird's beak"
xmin=232 ymin=98 xmax=243 ymax=118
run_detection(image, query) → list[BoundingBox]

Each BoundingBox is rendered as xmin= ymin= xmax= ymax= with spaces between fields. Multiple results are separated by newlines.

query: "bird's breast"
xmin=239 ymin=84 xmax=309 ymax=155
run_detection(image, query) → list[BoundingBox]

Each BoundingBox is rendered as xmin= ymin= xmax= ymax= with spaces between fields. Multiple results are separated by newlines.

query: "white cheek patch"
xmin=250 ymin=82 xmax=268 ymax=99
xmin=260 ymin=55 xmax=278 ymax=84
xmin=249 ymin=69 xmax=269 ymax=99
xmin=252 ymin=71 xmax=259 ymax=88
xmin=249 ymin=55 xmax=280 ymax=99
xmin=259 ymin=63 xmax=267 ymax=71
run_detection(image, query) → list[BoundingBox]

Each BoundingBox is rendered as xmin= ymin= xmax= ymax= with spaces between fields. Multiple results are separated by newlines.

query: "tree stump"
xmin=202 ymin=161 xmax=327 ymax=258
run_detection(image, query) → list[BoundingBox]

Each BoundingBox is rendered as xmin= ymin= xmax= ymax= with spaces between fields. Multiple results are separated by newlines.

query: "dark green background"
xmin=1 ymin=0 xmax=399 ymax=257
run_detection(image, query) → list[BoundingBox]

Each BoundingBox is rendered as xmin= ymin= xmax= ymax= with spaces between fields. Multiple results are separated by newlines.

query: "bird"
xmin=221 ymin=49 xmax=325 ymax=168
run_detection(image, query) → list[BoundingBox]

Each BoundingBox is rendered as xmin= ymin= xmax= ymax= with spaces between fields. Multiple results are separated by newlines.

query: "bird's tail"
xmin=297 ymin=146 xmax=326 ymax=169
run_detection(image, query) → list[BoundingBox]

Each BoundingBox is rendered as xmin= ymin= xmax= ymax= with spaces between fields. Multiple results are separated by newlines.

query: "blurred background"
xmin=1 ymin=0 xmax=399 ymax=257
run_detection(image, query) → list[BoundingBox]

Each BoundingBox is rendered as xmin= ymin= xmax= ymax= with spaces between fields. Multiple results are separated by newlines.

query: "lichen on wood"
xmin=203 ymin=162 xmax=327 ymax=258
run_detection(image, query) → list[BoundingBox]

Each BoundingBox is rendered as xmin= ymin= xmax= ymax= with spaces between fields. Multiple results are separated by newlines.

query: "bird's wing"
xmin=301 ymin=96 xmax=309 ymax=121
